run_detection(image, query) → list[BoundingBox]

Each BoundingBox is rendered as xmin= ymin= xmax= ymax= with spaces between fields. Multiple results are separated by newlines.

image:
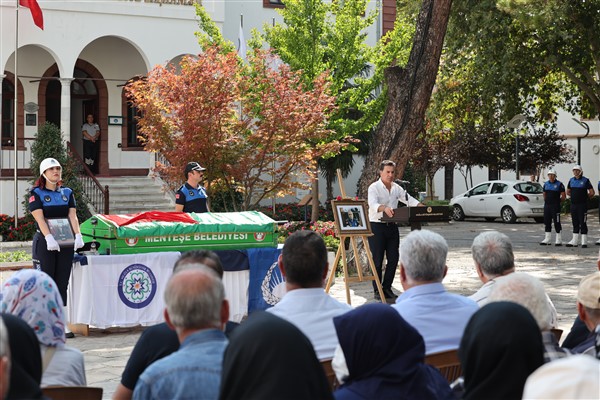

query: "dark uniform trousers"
xmin=570 ymin=203 xmax=588 ymax=234
xmin=543 ymin=203 xmax=562 ymax=233
xmin=368 ymin=222 xmax=399 ymax=291
xmin=32 ymin=232 xmax=75 ymax=306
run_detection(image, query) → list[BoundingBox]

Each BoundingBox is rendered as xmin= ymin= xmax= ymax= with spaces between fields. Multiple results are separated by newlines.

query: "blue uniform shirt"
xmin=567 ymin=176 xmax=592 ymax=204
xmin=175 ymin=182 xmax=208 ymax=213
xmin=28 ymin=186 xmax=76 ymax=230
xmin=543 ymin=180 xmax=565 ymax=205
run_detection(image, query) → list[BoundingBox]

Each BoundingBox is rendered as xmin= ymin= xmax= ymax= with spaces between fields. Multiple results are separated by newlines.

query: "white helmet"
xmin=572 ymin=164 xmax=582 ymax=171
xmin=39 ymin=158 xmax=62 ymax=175
xmin=547 ymin=169 xmax=557 ymax=176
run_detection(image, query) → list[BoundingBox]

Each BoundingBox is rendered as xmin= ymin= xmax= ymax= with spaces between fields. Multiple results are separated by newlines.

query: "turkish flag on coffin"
xmin=19 ymin=0 xmax=44 ymax=30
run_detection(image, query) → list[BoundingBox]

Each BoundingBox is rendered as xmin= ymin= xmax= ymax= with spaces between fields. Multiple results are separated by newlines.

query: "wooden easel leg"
xmin=325 ymin=246 xmax=342 ymax=293
xmin=350 ymin=236 xmax=364 ymax=280
xmin=362 ymin=238 xmax=385 ymax=302
xmin=340 ymin=240 xmax=352 ymax=305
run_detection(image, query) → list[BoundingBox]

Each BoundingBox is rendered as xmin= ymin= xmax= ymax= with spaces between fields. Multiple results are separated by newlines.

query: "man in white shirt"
xmin=267 ymin=230 xmax=352 ymax=360
xmin=367 ymin=160 xmax=422 ymax=301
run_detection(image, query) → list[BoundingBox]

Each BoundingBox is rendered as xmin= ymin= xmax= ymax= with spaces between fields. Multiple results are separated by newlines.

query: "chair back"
xmin=42 ymin=386 xmax=103 ymax=400
xmin=424 ymin=349 xmax=462 ymax=383
xmin=320 ymin=358 xmax=339 ymax=391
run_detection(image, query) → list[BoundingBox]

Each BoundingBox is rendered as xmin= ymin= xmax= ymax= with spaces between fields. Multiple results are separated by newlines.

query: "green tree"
xmin=28 ymin=122 xmax=91 ymax=222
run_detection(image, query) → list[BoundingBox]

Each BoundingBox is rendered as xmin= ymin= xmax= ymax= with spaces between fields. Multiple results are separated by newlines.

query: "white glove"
xmin=74 ymin=233 xmax=85 ymax=250
xmin=45 ymin=234 xmax=60 ymax=251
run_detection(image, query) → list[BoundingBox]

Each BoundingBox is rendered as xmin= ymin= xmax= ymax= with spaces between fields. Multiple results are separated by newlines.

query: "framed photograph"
xmin=331 ymin=199 xmax=372 ymax=235
xmin=45 ymin=217 xmax=75 ymax=246
xmin=26 ymin=113 xmax=37 ymax=126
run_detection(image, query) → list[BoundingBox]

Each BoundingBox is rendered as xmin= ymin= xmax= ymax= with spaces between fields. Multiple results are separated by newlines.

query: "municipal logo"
xmin=254 ymin=232 xmax=266 ymax=242
xmin=117 ymin=264 xmax=157 ymax=309
xmin=124 ymin=237 xmax=138 ymax=247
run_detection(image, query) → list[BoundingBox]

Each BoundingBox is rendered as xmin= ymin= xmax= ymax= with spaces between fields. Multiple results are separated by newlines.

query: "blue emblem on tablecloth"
xmin=118 ymin=263 xmax=157 ymax=309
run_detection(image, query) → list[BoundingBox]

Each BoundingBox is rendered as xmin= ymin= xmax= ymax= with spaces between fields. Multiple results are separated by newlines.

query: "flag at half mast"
xmin=20 ymin=0 xmax=44 ymax=30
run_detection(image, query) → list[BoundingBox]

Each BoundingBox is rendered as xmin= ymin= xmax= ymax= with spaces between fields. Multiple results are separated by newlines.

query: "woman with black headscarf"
xmin=459 ymin=301 xmax=545 ymax=400
xmin=2 ymin=314 xmax=44 ymax=400
xmin=332 ymin=303 xmax=453 ymax=400
xmin=219 ymin=311 xmax=333 ymax=400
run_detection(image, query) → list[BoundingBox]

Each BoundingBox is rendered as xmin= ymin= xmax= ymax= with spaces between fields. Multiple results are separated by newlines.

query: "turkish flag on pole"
xmin=19 ymin=0 xmax=44 ymax=30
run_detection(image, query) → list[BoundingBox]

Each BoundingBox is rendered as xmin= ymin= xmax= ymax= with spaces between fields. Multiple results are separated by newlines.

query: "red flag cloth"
xmin=19 ymin=0 xmax=44 ymax=30
xmin=100 ymin=211 xmax=198 ymax=227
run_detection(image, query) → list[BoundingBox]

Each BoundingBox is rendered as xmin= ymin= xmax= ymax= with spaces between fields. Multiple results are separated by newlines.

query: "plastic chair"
xmin=424 ymin=349 xmax=462 ymax=383
xmin=42 ymin=386 xmax=103 ymax=400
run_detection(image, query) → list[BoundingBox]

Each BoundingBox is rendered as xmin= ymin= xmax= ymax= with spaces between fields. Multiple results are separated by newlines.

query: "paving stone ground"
xmin=2 ymin=212 xmax=599 ymax=399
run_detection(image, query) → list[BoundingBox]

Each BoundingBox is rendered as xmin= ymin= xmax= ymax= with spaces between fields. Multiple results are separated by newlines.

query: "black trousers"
xmin=368 ymin=222 xmax=399 ymax=291
xmin=570 ymin=203 xmax=588 ymax=234
xmin=83 ymin=139 xmax=99 ymax=174
xmin=543 ymin=203 xmax=562 ymax=233
xmin=32 ymin=232 xmax=75 ymax=306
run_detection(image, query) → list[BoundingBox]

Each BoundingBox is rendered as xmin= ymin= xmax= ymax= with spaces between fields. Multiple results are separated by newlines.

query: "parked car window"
xmin=514 ymin=182 xmax=543 ymax=194
xmin=470 ymin=183 xmax=490 ymax=196
xmin=491 ymin=183 xmax=508 ymax=194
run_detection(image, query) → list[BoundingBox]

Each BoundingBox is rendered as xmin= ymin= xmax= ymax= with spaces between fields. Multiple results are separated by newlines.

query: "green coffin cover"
xmin=80 ymin=211 xmax=278 ymax=254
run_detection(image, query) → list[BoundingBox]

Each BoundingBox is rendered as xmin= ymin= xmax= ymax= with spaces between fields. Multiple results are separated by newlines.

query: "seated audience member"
xmin=391 ymin=229 xmax=479 ymax=354
xmin=332 ymin=303 xmax=454 ymax=400
xmin=114 ymin=250 xmax=235 ymax=400
xmin=562 ymin=249 xmax=600 ymax=349
xmin=470 ymin=230 xmax=558 ymax=326
xmin=266 ymin=230 xmax=352 ymax=360
xmin=570 ymin=271 xmax=600 ymax=356
xmin=133 ymin=266 xmax=229 ymax=400
xmin=459 ymin=302 xmax=544 ymax=400
xmin=487 ymin=272 xmax=570 ymax=362
xmin=0 ymin=317 xmax=10 ymax=400
xmin=0 ymin=270 xmax=86 ymax=387
xmin=2 ymin=314 xmax=43 ymax=400
xmin=219 ymin=311 xmax=333 ymax=400
xmin=522 ymin=355 xmax=600 ymax=399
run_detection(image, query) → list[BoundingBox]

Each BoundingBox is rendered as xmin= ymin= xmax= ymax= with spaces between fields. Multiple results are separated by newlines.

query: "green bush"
xmin=251 ymin=202 xmax=335 ymax=222
xmin=560 ymin=196 xmax=599 ymax=214
xmin=27 ymin=122 xmax=91 ymax=223
xmin=0 ymin=250 xmax=32 ymax=262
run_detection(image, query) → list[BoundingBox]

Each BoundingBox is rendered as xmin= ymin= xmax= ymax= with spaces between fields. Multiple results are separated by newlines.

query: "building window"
xmin=121 ymin=78 xmax=144 ymax=150
xmin=264 ymin=0 xmax=284 ymax=8
xmin=1 ymin=79 xmax=14 ymax=146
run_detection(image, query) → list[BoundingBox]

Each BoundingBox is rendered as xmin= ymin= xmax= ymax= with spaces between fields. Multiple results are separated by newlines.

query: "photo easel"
xmin=325 ymin=170 xmax=385 ymax=304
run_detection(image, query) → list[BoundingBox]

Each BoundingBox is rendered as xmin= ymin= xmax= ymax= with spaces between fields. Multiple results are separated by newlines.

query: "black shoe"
xmin=65 ymin=332 xmax=75 ymax=339
xmin=383 ymin=288 xmax=398 ymax=300
xmin=374 ymin=292 xmax=381 ymax=301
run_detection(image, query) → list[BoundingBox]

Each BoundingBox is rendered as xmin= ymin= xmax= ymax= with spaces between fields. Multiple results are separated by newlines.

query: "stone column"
xmin=60 ymin=78 xmax=73 ymax=144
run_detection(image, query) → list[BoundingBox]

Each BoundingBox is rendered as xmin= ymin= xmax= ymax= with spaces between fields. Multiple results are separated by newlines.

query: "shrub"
xmin=1 ymin=214 xmax=36 ymax=241
xmin=0 ymin=251 xmax=31 ymax=262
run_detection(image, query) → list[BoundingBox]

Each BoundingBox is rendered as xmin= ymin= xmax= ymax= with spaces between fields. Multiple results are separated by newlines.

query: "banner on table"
xmin=69 ymin=252 xmax=179 ymax=328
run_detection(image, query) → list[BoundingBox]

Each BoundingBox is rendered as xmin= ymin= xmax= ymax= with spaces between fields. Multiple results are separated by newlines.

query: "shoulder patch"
xmin=175 ymin=194 xmax=180 ymax=199
xmin=29 ymin=195 xmax=35 ymax=203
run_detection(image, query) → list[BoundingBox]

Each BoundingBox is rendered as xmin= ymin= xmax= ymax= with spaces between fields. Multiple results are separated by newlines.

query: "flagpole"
xmin=14 ymin=0 xmax=20 ymax=229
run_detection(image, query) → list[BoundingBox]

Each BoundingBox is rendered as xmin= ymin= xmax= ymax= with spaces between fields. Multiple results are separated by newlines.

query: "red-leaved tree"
xmin=127 ymin=46 xmax=344 ymax=211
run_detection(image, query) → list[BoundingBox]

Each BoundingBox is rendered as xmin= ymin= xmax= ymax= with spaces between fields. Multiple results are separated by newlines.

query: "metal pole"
xmin=14 ymin=2 xmax=19 ymax=228
xmin=515 ymin=135 xmax=519 ymax=180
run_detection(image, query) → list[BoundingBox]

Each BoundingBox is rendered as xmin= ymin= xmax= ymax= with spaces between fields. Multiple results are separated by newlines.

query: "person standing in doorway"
xmin=82 ymin=114 xmax=100 ymax=174
xmin=367 ymin=160 xmax=423 ymax=302
xmin=566 ymin=165 xmax=595 ymax=248
xmin=175 ymin=162 xmax=209 ymax=213
xmin=540 ymin=169 xmax=565 ymax=246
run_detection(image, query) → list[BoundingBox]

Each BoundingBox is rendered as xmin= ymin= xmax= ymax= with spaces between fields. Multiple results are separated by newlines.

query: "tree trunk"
xmin=444 ymin=163 xmax=454 ymax=200
xmin=357 ymin=0 xmax=453 ymax=198
xmin=311 ymin=176 xmax=319 ymax=222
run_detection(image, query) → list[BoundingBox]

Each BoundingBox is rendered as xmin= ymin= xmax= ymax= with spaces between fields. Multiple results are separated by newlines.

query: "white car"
xmin=450 ymin=180 xmax=545 ymax=223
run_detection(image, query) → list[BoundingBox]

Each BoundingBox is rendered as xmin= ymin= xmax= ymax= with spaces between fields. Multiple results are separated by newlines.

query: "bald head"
xmin=164 ymin=266 xmax=226 ymax=332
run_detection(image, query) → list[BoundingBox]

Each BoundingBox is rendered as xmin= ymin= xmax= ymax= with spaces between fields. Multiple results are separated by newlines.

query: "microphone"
xmin=395 ymin=179 xmax=410 ymax=185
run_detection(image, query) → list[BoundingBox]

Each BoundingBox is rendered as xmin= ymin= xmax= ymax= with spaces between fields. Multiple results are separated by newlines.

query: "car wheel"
xmin=484 ymin=217 xmax=496 ymax=222
xmin=501 ymin=206 xmax=517 ymax=223
xmin=452 ymin=205 xmax=465 ymax=221
xmin=534 ymin=217 xmax=544 ymax=223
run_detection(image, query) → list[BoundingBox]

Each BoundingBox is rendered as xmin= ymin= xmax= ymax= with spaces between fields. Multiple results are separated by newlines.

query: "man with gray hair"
xmin=132 ymin=266 xmax=229 ymax=400
xmin=392 ymin=229 xmax=479 ymax=355
xmin=571 ymin=271 xmax=600 ymax=357
xmin=488 ymin=272 xmax=569 ymax=362
xmin=0 ymin=317 xmax=10 ymax=400
xmin=470 ymin=231 xmax=558 ymax=327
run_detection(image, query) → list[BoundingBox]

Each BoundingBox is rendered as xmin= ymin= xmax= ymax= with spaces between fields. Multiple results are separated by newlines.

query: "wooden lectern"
xmin=380 ymin=206 xmax=450 ymax=230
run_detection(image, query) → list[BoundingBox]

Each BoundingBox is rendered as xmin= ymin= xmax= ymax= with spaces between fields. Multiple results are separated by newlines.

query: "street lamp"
xmin=507 ymin=114 xmax=526 ymax=180
xmin=571 ymin=118 xmax=590 ymax=166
